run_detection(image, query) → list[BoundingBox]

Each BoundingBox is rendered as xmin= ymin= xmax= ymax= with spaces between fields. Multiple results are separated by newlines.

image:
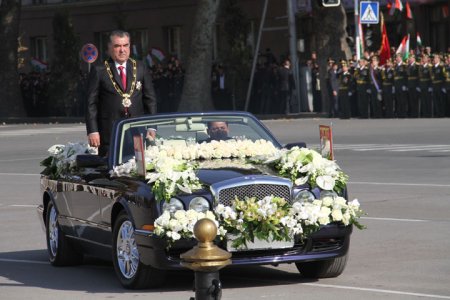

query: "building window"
xmin=167 ymin=26 xmax=182 ymax=59
xmin=30 ymin=36 xmax=48 ymax=62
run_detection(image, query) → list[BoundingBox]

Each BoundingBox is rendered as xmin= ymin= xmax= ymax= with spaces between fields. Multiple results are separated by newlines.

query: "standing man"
xmin=354 ymin=57 xmax=371 ymax=118
xmin=328 ymin=61 xmax=339 ymax=117
xmin=369 ymin=56 xmax=383 ymax=118
xmin=431 ymin=54 xmax=446 ymax=117
xmin=445 ymin=55 xmax=450 ymax=116
xmin=86 ymin=30 xmax=157 ymax=156
xmin=407 ymin=55 xmax=420 ymax=117
xmin=338 ymin=60 xmax=353 ymax=119
xmin=381 ymin=59 xmax=395 ymax=118
xmin=419 ymin=54 xmax=433 ymax=117
xmin=393 ymin=53 xmax=408 ymax=118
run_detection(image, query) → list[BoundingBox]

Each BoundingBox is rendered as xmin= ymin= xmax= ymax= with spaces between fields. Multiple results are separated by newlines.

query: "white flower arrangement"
xmin=155 ymin=195 xmax=364 ymax=249
xmin=154 ymin=209 xmax=227 ymax=248
xmin=40 ymin=142 xmax=97 ymax=179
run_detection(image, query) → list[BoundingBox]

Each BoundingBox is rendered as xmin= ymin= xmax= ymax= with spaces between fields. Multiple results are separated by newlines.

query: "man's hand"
xmin=88 ymin=132 xmax=100 ymax=148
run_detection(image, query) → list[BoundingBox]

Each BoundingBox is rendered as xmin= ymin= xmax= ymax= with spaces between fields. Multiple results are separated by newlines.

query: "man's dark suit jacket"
xmin=86 ymin=58 xmax=157 ymax=156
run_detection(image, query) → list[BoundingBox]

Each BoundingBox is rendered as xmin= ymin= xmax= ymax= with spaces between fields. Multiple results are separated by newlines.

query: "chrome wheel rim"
xmin=116 ymin=220 xmax=139 ymax=279
xmin=48 ymin=206 xmax=58 ymax=257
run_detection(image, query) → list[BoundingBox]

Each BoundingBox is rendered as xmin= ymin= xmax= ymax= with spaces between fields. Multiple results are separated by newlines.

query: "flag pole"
xmin=354 ymin=0 xmax=360 ymax=60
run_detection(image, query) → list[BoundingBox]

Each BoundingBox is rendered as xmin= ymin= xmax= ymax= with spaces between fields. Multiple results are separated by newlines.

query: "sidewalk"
xmin=0 ymin=112 xmax=328 ymax=124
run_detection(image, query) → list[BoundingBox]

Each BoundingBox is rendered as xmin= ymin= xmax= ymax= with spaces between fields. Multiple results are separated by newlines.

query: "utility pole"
xmin=287 ymin=0 xmax=300 ymax=113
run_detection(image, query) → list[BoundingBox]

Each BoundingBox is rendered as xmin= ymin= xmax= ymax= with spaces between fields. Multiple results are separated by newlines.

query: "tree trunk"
xmin=312 ymin=2 xmax=351 ymax=114
xmin=0 ymin=0 xmax=26 ymax=118
xmin=178 ymin=0 xmax=221 ymax=112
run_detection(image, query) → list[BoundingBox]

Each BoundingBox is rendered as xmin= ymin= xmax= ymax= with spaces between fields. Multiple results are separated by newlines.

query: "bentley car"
xmin=37 ymin=111 xmax=361 ymax=289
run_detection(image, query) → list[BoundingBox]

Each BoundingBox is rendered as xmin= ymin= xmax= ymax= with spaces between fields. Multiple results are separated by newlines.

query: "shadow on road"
xmin=0 ymin=249 xmax=318 ymax=293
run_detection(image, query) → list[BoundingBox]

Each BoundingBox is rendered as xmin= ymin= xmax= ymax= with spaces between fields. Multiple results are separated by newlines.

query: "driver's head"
xmin=207 ymin=121 xmax=229 ymax=141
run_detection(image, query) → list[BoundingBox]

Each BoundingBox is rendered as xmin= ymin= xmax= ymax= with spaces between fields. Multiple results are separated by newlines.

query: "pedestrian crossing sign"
xmin=360 ymin=1 xmax=379 ymax=24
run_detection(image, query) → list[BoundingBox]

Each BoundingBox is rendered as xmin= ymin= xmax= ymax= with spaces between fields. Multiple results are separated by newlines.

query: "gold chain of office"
xmin=104 ymin=58 xmax=137 ymax=108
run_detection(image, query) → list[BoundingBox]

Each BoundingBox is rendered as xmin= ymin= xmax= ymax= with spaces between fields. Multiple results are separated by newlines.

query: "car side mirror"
xmin=76 ymin=154 xmax=108 ymax=168
xmin=284 ymin=142 xmax=307 ymax=149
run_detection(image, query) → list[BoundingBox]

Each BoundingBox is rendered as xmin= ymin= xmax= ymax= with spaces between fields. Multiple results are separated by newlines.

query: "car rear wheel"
xmin=112 ymin=211 xmax=166 ymax=289
xmin=46 ymin=201 xmax=83 ymax=266
xmin=295 ymin=254 xmax=348 ymax=278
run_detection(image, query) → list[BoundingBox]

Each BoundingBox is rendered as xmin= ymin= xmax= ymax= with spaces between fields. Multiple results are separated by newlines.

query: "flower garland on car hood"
xmin=111 ymin=139 xmax=348 ymax=201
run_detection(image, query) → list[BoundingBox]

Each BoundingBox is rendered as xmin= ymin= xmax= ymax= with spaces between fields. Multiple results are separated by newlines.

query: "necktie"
xmin=118 ymin=65 xmax=127 ymax=91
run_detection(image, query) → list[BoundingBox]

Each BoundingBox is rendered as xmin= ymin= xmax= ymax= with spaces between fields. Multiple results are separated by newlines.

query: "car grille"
xmin=211 ymin=176 xmax=293 ymax=207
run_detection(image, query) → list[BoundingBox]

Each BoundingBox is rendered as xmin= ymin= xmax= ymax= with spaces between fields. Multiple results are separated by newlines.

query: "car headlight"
xmin=189 ymin=196 xmax=210 ymax=212
xmin=320 ymin=190 xmax=337 ymax=200
xmin=162 ymin=198 xmax=184 ymax=214
xmin=293 ymin=190 xmax=315 ymax=203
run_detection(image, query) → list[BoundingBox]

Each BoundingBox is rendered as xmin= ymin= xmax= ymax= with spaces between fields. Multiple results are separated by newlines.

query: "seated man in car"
xmin=202 ymin=121 xmax=233 ymax=142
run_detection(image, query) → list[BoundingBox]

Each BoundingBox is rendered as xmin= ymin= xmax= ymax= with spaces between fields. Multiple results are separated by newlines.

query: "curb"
xmin=0 ymin=113 xmax=328 ymax=125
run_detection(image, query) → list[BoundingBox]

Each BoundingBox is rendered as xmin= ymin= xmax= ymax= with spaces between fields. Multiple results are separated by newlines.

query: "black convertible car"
xmin=38 ymin=111 xmax=358 ymax=289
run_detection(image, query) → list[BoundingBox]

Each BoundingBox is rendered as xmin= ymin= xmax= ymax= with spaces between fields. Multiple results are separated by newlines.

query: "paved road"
xmin=1 ymin=118 xmax=449 ymax=300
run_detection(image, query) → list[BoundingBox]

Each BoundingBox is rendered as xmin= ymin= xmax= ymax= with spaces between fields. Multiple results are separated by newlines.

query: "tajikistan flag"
xmin=396 ymin=34 xmax=410 ymax=60
xmin=416 ymin=32 xmax=422 ymax=48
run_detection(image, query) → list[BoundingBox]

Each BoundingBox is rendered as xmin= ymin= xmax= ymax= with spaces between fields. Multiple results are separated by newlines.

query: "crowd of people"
xmin=18 ymin=45 xmax=450 ymax=119
xmin=318 ymin=47 xmax=450 ymax=119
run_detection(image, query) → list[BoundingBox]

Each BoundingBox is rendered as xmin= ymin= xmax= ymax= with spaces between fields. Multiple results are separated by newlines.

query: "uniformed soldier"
xmin=338 ymin=60 xmax=353 ymax=119
xmin=407 ymin=55 xmax=420 ymax=117
xmin=394 ymin=53 xmax=408 ymax=117
xmin=444 ymin=54 xmax=450 ymax=116
xmin=431 ymin=54 xmax=446 ymax=117
xmin=381 ymin=59 xmax=395 ymax=118
xmin=419 ymin=54 xmax=433 ymax=117
xmin=354 ymin=57 xmax=371 ymax=118
xmin=369 ymin=56 xmax=383 ymax=118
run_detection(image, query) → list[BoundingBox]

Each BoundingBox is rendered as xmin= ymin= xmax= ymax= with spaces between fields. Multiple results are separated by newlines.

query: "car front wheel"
xmin=46 ymin=201 xmax=83 ymax=266
xmin=295 ymin=254 xmax=348 ymax=278
xmin=112 ymin=211 xmax=166 ymax=289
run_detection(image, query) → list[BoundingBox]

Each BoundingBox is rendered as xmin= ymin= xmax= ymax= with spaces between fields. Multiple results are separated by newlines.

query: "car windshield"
xmin=113 ymin=112 xmax=281 ymax=165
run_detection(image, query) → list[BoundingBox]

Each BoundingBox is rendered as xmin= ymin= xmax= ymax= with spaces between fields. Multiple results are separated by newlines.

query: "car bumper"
xmin=134 ymin=223 xmax=352 ymax=270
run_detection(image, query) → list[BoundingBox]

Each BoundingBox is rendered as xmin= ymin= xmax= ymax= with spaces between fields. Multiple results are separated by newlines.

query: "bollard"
xmin=180 ymin=218 xmax=232 ymax=300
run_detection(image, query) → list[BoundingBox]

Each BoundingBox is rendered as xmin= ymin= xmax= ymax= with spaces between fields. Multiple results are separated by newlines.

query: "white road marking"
xmin=0 ymin=126 xmax=85 ymax=137
xmin=0 ymin=173 xmax=40 ymax=176
xmin=0 ymin=157 xmax=44 ymax=162
xmin=361 ymin=216 xmax=428 ymax=222
xmin=0 ymin=258 xmax=48 ymax=265
xmin=302 ymin=283 xmax=450 ymax=299
xmin=350 ymin=181 xmax=450 ymax=188
xmin=9 ymin=205 xmax=38 ymax=208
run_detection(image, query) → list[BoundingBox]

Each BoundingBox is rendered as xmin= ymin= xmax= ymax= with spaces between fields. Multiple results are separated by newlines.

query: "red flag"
xmin=406 ymin=2 xmax=413 ymax=19
xmin=379 ymin=15 xmax=391 ymax=66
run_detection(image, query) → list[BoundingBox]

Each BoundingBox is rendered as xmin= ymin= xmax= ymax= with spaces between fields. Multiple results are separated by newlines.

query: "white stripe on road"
xmin=0 ymin=258 xmax=48 ymax=265
xmin=9 ymin=205 xmax=38 ymax=208
xmin=350 ymin=181 xmax=450 ymax=188
xmin=302 ymin=283 xmax=450 ymax=299
xmin=0 ymin=173 xmax=40 ymax=176
xmin=362 ymin=216 xmax=428 ymax=222
xmin=0 ymin=157 xmax=44 ymax=162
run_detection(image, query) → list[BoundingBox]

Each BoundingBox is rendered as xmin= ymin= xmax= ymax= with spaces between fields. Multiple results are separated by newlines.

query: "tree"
xmin=178 ymin=0 xmax=221 ymax=111
xmin=220 ymin=0 xmax=252 ymax=110
xmin=48 ymin=10 xmax=80 ymax=116
xmin=0 ymin=0 xmax=26 ymax=118
xmin=311 ymin=2 xmax=352 ymax=114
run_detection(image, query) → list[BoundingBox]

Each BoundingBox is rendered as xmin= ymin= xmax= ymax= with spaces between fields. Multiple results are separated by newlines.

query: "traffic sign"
xmin=360 ymin=1 xmax=379 ymax=24
xmin=81 ymin=43 xmax=98 ymax=64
